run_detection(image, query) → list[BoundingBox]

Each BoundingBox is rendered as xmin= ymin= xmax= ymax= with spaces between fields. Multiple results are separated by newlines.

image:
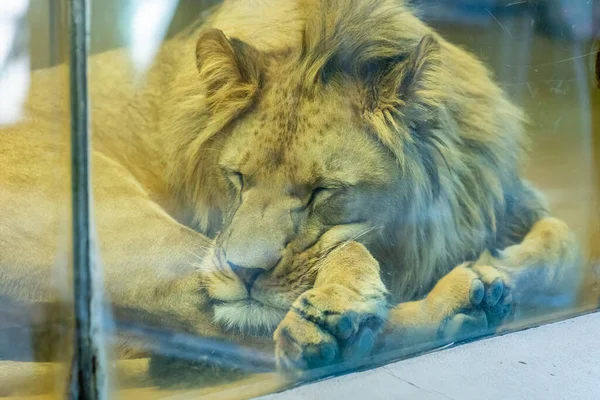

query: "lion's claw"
xmin=329 ymin=311 xmax=359 ymax=340
xmin=469 ymin=279 xmax=485 ymax=305
xmin=472 ymin=265 xmax=514 ymax=328
xmin=340 ymin=326 xmax=376 ymax=360
xmin=484 ymin=278 xmax=504 ymax=306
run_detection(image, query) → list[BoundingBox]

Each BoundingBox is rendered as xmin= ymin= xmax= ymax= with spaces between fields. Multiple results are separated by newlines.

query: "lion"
xmin=0 ymin=0 xmax=592 ymax=392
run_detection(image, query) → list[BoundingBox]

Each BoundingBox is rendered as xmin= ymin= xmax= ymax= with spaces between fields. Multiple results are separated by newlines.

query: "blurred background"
xmin=24 ymin=1 xmax=600 ymax=68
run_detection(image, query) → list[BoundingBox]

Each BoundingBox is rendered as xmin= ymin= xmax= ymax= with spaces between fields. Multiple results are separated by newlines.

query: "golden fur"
xmin=0 ymin=0 xmax=594 ymax=392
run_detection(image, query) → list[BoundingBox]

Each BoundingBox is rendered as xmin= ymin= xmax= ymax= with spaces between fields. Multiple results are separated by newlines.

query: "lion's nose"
xmin=225 ymin=239 xmax=283 ymax=272
xmin=227 ymin=262 xmax=264 ymax=291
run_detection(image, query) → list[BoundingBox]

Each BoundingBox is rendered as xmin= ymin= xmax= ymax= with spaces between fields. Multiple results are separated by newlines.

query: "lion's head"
xmin=165 ymin=0 xmax=527 ymax=334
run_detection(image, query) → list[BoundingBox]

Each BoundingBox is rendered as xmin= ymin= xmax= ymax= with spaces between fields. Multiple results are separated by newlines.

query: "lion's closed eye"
xmin=223 ymin=169 xmax=244 ymax=191
xmin=307 ymin=187 xmax=330 ymax=206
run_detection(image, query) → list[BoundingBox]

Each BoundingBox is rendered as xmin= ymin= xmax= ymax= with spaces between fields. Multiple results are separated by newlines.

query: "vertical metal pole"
xmin=48 ymin=0 xmax=61 ymax=66
xmin=595 ymin=42 xmax=599 ymax=89
xmin=590 ymin=41 xmax=600 ymax=277
xmin=68 ymin=0 xmax=107 ymax=399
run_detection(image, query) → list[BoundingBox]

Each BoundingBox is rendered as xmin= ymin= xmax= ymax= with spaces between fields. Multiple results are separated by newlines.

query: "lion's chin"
xmin=213 ymin=300 xmax=287 ymax=335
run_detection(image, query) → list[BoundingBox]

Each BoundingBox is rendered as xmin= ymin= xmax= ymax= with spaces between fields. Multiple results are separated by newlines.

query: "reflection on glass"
xmin=1 ymin=0 xmax=72 ymax=397
xmin=129 ymin=0 xmax=179 ymax=74
xmin=0 ymin=0 xmax=598 ymax=398
xmin=0 ymin=0 xmax=30 ymax=124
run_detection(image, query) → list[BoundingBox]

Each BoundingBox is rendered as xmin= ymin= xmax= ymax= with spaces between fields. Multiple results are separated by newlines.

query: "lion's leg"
xmin=89 ymin=152 xmax=221 ymax=335
xmin=380 ymin=264 xmax=501 ymax=352
xmin=1 ymin=147 xmax=226 ymax=393
xmin=274 ymin=239 xmax=389 ymax=373
xmin=1 ymin=149 xmax=220 ymax=362
xmin=381 ymin=216 xmax=583 ymax=353
xmin=493 ymin=216 xmax=581 ymax=309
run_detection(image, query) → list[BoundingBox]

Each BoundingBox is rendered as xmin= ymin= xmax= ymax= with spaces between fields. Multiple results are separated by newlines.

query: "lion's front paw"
xmin=472 ymin=265 xmax=514 ymax=327
xmin=274 ymin=284 xmax=388 ymax=374
xmin=430 ymin=264 xmax=514 ymax=341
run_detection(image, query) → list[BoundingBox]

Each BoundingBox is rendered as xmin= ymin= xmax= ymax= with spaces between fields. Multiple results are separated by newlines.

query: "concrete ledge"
xmin=258 ymin=312 xmax=600 ymax=400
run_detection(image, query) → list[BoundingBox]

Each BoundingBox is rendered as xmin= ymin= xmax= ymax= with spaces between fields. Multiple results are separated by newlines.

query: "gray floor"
xmin=257 ymin=312 xmax=600 ymax=400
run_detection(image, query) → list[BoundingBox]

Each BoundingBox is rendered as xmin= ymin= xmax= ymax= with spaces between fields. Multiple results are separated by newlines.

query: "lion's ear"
xmin=393 ymin=34 xmax=439 ymax=107
xmin=359 ymin=34 xmax=442 ymax=156
xmin=196 ymin=29 xmax=263 ymax=116
xmin=366 ymin=34 xmax=441 ymax=122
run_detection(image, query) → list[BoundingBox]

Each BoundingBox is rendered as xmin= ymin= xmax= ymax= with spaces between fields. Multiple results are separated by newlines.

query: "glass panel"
xmin=2 ymin=1 xmax=599 ymax=398
xmin=1 ymin=0 xmax=74 ymax=397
